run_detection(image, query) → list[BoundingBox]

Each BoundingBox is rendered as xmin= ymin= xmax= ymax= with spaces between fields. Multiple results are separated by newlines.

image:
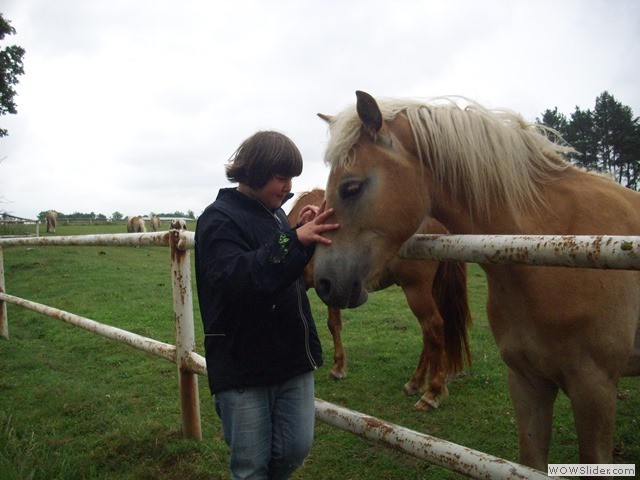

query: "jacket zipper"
xmin=296 ymin=278 xmax=318 ymax=369
xmin=259 ymin=199 xmax=317 ymax=369
xmin=255 ymin=199 xmax=284 ymax=228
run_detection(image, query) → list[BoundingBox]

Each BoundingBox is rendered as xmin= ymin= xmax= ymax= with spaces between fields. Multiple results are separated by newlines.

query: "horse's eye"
xmin=339 ymin=180 xmax=364 ymax=200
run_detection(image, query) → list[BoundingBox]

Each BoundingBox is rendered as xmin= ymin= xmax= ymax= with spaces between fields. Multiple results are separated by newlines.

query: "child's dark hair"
xmin=226 ymin=131 xmax=303 ymax=189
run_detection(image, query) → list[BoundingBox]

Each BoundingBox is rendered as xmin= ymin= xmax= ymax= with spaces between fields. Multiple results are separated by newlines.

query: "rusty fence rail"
xmin=398 ymin=234 xmax=640 ymax=269
xmin=5 ymin=232 xmax=635 ymax=478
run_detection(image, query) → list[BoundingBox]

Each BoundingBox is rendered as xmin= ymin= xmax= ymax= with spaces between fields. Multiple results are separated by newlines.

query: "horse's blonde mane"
xmin=324 ymin=96 xmax=576 ymax=220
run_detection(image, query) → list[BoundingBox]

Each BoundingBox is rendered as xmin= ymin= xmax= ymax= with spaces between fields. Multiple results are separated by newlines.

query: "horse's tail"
xmin=432 ymin=260 xmax=472 ymax=373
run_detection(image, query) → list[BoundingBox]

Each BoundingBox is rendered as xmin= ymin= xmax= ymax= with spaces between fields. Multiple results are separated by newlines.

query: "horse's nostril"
xmin=316 ymin=278 xmax=331 ymax=298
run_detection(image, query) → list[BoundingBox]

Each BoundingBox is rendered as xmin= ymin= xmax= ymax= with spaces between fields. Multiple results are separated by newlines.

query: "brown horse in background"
xmin=126 ymin=216 xmax=146 ymax=233
xmin=45 ymin=210 xmax=57 ymax=233
xmin=312 ymin=91 xmax=640 ymax=467
xmin=288 ymin=188 xmax=472 ymax=409
xmin=170 ymin=219 xmax=188 ymax=230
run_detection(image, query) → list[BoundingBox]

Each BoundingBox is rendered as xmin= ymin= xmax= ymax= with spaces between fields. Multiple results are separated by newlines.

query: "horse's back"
xmin=126 ymin=216 xmax=146 ymax=233
xmin=287 ymin=189 xmax=327 ymax=289
xmin=288 ymin=189 xmax=325 ymax=225
xmin=543 ymin=168 xmax=640 ymax=234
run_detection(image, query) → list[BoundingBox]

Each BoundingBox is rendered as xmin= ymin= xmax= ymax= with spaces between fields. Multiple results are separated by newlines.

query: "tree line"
xmin=539 ymin=91 xmax=640 ymax=190
xmin=36 ymin=210 xmax=196 ymax=222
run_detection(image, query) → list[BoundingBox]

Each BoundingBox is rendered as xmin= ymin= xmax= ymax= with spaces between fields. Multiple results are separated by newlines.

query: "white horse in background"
xmin=45 ymin=210 xmax=58 ymax=233
xmin=126 ymin=216 xmax=146 ymax=233
xmin=150 ymin=216 xmax=161 ymax=232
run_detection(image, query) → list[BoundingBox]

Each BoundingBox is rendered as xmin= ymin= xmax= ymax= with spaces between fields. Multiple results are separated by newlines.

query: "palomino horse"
xmin=126 ymin=216 xmax=146 ymax=233
xmin=150 ymin=215 xmax=161 ymax=232
xmin=45 ymin=210 xmax=57 ymax=233
xmin=313 ymin=91 xmax=640 ymax=469
xmin=170 ymin=219 xmax=187 ymax=230
xmin=287 ymin=188 xmax=472 ymax=410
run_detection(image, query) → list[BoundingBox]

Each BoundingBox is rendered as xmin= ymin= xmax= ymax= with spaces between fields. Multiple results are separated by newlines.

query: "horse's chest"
xmin=484 ymin=266 xmax=640 ymax=377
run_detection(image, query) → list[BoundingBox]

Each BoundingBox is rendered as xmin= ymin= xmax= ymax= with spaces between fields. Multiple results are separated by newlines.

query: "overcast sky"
xmin=1 ymin=0 xmax=639 ymax=220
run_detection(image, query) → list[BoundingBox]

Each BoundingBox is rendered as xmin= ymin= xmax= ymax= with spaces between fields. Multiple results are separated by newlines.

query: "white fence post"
xmin=169 ymin=230 xmax=202 ymax=440
xmin=0 ymin=246 xmax=7 ymax=340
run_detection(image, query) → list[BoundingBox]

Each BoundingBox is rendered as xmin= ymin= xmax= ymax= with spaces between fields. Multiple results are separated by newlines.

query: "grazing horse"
xmin=287 ymin=188 xmax=472 ymax=410
xmin=150 ymin=215 xmax=161 ymax=232
xmin=312 ymin=91 xmax=640 ymax=469
xmin=126 ymin=216 xmax=146 ymax=233
xmin=45 ymin=210 xmax=57 ymax=233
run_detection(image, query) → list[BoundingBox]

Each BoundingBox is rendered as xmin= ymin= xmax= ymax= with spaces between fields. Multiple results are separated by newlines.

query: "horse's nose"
xmin=314 ymin=275 xmax=368 ymax=309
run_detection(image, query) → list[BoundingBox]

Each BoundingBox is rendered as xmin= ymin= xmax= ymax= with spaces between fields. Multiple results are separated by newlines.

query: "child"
xmin=195 ymin=130 xmax=338 ymax=479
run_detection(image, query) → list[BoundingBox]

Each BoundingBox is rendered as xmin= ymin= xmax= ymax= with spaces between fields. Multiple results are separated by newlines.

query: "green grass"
xmin=1 ymin=224 xmax=638 ymax=479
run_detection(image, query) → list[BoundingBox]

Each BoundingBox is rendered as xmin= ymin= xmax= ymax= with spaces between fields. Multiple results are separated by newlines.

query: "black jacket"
xmin=195 ymin=188 xmax=323 ymax=394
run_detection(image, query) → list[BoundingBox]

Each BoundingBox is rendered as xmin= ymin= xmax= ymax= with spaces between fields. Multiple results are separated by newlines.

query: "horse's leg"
xmin=507 ymin=368 xmax=559 ymax=470
xmin=400 ymin=284 xmax=448 ymax=410
xmin=566 ymin=371 xmax=618 ymax=464
xmin=622 ymin=325 xmax=640 ymax=376
xmin=327 ymin=307 xmax=347 ymax=379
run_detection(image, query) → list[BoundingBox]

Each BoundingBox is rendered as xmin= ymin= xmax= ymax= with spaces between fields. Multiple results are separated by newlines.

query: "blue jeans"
xmin=215 ymin=372 xmax=316 ymax=480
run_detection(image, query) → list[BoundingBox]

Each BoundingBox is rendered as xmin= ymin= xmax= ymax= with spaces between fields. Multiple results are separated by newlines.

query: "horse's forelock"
xmin=323 ymin=99 xmax=412 ymax=168
xmin=323 ymin=105 xmax=359 ymax=168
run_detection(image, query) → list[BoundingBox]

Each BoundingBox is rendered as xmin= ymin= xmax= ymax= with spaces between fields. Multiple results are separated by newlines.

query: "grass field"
xmin=1 ymin=224 xmax=638 ymax=479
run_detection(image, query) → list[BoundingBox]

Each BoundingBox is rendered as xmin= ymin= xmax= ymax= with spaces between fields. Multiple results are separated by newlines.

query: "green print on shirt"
xmin=269 ymin=233 xmax=291 ymax=264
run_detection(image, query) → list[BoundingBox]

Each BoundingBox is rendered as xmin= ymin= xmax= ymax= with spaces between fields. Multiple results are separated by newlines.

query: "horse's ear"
xmin=356 ymin=90 xmax=382 ymax=139
xmin=317 ymin=113 xmax=333 ymax=123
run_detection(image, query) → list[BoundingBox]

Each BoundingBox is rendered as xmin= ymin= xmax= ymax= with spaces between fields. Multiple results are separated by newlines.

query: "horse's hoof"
xmin=414 ymin=398 xmax=438 ymax=410
xmin=414 ymin=385 xmax=449 ymax=411
xmin=329 ymin=369 xmax=347 ymax=380
xmin=402 ymin=382 xmax=422 ymax=396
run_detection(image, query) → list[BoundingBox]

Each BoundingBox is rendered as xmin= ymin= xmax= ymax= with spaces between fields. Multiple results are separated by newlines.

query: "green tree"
xmin=538 ymin=107 xmax=569 ymax=142
xmin=593 ymin=91 xmax=640 ymax=189
xmin=111 ymin=211 xmax=124 ymax=221
xmin=540 ymin=92 xmax=640 ymax=190
xmin=565 ymin=106 xmax=598 ymax=171
xmin=0 ymin=13 xmax=25 ymax=137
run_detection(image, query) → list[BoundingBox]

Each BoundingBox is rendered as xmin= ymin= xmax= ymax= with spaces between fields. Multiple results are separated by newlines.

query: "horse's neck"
xmin=428 ymin=187 xmax=516 ymax=234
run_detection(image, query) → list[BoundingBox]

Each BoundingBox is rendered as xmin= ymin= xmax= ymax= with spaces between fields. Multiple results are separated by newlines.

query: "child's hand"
xmin=297 ymin=205 xmax=320 ymax=226
xmin=296 ymin=200 xmax=339 ymax=246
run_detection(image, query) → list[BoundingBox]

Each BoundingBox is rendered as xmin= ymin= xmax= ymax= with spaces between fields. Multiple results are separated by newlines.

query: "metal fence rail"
xmin=315 ymin=399 xmax=550 ymax=479
xmin=6 ymin=231 xmax=631 ymax=478
xmin=398 ymin=234 xmax=640 ymax=269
